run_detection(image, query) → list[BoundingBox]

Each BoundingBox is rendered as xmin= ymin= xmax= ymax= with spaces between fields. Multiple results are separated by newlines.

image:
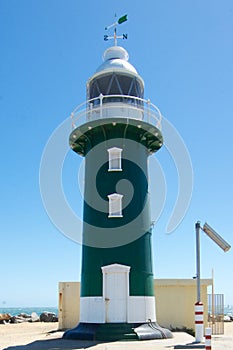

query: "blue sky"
xmin=0 ymin=0 xmax=232 ymax=307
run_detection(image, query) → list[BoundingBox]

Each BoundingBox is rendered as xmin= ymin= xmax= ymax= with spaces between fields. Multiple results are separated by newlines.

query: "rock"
xmin=10 ymin=316 xmax=25 ymax=324
xmin=17 ymin=313 xmax=31 ymax=319
xmin=10 ymin=313 xmax=33 ymax=324
xmin=224 ymin=315 xmax=231 ymax=322
xmin=30 ymin=312 xmax=40 ymax=322
xmin=0 ymin=313 xmax=11 ymax=324
xmin=40 ymin=312 xmax=58 ymax=322
xmin=9 ymin=316 xmax=16 ymax=323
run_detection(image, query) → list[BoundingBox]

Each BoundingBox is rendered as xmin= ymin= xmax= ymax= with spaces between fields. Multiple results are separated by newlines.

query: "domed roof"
xmin=95 ymin=46 xmax=138 ymax=75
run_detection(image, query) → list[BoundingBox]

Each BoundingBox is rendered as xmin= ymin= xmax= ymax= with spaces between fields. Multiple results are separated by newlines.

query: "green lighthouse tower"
xmin=63 ymin=44 xmax=172 ymax=340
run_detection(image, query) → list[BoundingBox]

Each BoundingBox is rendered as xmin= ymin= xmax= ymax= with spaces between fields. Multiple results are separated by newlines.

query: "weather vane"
xmin=104 ymin=14 xmax=128 ymax=46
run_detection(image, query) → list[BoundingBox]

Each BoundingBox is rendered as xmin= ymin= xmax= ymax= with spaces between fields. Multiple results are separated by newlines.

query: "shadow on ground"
xmin=174 ymin=346 xmax=205 ymax=349
xmin=3 ymin=337 xmax=103 ymax=350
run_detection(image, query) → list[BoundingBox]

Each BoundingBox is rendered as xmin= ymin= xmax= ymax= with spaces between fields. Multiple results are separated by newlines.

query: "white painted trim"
xmin=80 ymin=297 xmax=105 ymax=323
xmin=107 ymin=193 xmax=123 ymax=217
xmin=101 ymin=263 xmax=131 ymax=274
xmin=80 ymin=295 xmax=157 ymax=324
xmin=128 ymin=296 xmax=156 ymax=323
xmin=108 ymin=147 xmax=122 ymax=171
xmin=108 ymin=169 xmax=123 ymax=172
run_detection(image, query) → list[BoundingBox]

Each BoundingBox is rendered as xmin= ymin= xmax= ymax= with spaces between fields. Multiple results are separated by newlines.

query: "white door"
xmin=102 ymin=264 xmax=130 ymax=323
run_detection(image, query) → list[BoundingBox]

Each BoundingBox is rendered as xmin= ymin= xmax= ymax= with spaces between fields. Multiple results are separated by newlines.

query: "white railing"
xmin=70 ymin=94 xmax=162 ymax=130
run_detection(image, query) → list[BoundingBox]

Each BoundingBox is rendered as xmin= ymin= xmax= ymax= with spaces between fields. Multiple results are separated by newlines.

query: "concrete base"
xmin=63 ymin=322 xmax=173 ymax=341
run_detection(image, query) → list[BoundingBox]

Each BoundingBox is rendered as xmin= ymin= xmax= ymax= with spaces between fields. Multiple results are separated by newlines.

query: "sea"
xmin=0 ymin=307 xmax=58 ymax=317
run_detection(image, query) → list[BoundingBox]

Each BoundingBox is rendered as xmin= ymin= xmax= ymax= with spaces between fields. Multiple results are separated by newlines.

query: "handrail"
xmin=70 ymin=94 xmax=162 ymax=131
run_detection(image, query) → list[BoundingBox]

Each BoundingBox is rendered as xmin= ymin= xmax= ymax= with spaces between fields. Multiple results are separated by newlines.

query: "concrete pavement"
xmin=2 ymin=322 xmax=233 ymax=350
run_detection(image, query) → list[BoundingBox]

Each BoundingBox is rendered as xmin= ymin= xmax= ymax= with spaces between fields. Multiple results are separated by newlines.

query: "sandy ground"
xmin=0 ymin=322 xmax=59 ymax=349
xmin=0 ymin=322 xmax=232 ymax=350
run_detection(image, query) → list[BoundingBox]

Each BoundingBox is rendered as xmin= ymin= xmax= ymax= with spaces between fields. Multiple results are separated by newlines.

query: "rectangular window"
xmin=108 ymin=147 xmax=122 ymax=171
xmin=108 ymin=193 xmax=123 ymax=218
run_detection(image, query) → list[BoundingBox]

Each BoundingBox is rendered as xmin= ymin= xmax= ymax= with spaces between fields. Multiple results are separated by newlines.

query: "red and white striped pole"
xmin=195 ymin=301 xmax=204 ymax=342
xmin=205 ymin=327 xmax=212 ymax=350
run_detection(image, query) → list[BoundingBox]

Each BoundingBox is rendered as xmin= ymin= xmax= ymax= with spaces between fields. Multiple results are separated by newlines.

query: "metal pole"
xmin=212 ymin=268 xmax=215 ymax=325
xmin=196 ymin=221 xmax=201 ymax=302
xmin=99 ymin=93 xmax=103 ymax=119
xmin=195 ymin=221 xmax=204 ymax=343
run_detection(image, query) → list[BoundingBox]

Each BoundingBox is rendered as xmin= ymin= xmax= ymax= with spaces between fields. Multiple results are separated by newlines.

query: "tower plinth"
xmin=63 ymin=46 xmax=173 ymax=341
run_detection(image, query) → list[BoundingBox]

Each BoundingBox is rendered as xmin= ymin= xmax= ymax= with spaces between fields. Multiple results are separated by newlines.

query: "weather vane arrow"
xmin=104 ymin=14 xmax=128 ymax=45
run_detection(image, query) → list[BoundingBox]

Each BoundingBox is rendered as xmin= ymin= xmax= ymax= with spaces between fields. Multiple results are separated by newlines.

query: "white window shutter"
xmin=108 ymin=193 xmax=123 ymax=217
xmin=108 ymin=147 xmax=122 ymax=171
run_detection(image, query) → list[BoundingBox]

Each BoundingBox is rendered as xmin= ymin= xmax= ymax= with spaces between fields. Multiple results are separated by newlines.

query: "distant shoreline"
xmin=0 ymin=306 xmax=58 ymax=317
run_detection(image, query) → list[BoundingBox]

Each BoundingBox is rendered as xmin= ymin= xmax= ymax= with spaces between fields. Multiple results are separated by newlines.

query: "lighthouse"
xmin=63 ymin=27 xmax=172 ymax=341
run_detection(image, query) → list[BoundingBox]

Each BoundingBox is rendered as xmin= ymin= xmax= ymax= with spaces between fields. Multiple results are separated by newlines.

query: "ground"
xmin=0 ymin=322 xmax=233 ymax=350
